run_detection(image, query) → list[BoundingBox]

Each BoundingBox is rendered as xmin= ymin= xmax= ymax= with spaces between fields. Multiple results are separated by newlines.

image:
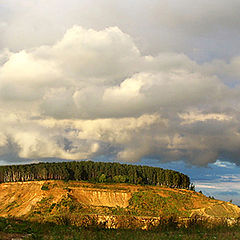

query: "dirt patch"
xmin=0 ymin=181 xmax=66 ymax=217
xmin=71 ymin=188 xmax=132 ymax=208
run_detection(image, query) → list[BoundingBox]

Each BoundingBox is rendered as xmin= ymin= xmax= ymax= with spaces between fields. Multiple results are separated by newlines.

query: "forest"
xmin=0 ymin=161 xmax=190 ymax=189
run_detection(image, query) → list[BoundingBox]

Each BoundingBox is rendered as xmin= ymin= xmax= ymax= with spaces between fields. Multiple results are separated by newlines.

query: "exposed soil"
xmin=0 ymin=180 xmax=239 ymax=220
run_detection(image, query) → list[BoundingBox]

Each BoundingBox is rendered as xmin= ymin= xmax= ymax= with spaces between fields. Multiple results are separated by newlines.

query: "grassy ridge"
xmin=1 ymin=217 xmax=240 ymax=240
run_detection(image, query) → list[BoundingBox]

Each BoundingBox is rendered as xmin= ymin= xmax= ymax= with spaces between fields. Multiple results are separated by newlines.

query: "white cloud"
xmin=179 ymin=112 xmax=232 ymax=125
xmin=213 ymin=160 xmax=236 ymax=169
xmin=1 ymin=0 xmax=240 ymax=61
xmin=0 ymin=26 xmax=240 ymax=165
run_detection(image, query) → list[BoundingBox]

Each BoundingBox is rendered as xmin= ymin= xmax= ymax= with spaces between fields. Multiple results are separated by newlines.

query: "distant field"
xmin=1 ymin=217 xmax=240 ymax=240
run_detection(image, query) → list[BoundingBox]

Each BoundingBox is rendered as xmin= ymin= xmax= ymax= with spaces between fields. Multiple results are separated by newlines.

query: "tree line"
xmin=0 ymin=161 xmax=190 ymax=189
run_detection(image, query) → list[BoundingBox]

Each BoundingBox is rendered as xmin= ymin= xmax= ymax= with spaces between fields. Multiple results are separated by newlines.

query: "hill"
xmin=0 ymin=180 xmax=239 ymax=229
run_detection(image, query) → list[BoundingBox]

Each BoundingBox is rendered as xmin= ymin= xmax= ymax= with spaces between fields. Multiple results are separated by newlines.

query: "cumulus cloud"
xmin=1 ymin=0 xmax=240 ymax=62
xmin=1 ymin=25 xmax=240 ymax=165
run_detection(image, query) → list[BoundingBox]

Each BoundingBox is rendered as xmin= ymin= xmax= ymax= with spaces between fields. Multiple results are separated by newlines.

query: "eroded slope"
xmin=0 ymin=181 xmax=239 ymax=222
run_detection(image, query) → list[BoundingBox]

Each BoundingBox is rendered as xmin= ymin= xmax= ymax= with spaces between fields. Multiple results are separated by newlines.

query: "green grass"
xmin=127 ymin=190 xmax=191 ymax=217
xmin=1 ymin=217 xmax=240 ymax=240
xmin=41 ymin=183 xmax=50 ymax=191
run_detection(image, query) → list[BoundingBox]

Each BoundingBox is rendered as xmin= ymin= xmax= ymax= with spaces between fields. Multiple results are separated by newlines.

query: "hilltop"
xmin=0 ymin=161 xmax=190 ymax=189
xmin=0 ymin=180 xmax=239 ymax=229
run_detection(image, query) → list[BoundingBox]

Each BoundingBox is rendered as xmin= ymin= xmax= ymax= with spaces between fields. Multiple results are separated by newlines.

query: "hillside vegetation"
xmin=0 ymin=180 xmax=239 ymax=230
xmin=0 ymin=161 xmax=190 ymax=189
xmin=2 ymin=217 xmax=240 ymax=240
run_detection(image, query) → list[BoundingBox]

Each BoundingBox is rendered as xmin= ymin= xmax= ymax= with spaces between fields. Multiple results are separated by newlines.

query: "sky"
xmin=1 ymin=0 xmax=240 ymax=204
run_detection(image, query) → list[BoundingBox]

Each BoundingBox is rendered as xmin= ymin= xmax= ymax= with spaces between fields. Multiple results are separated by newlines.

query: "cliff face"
xmin=71 ymin=187 xmax=131 ymax=208
xmin=0 ymin=181 xmax=239 ymax=229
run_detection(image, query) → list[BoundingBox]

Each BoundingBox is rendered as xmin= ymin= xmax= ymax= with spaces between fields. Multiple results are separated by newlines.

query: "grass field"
xmin=1 ymin=217 xmax=240 ymax=240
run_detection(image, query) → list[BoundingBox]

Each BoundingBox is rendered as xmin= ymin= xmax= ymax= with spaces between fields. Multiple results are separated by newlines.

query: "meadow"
xmin=1 ymin=217 xmax=240 ymax=240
